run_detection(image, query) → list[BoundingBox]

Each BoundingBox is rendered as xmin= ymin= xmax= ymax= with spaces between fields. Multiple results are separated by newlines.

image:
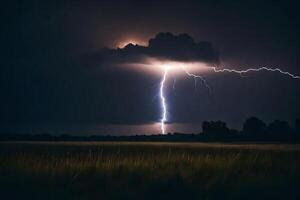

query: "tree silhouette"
xmin=202 ymin=121 xmax=230 ymax=139
xmin=267 ymin=120 xmax=292 ymax=140
xmin=243 ymin=117 xmax=266 ymax=138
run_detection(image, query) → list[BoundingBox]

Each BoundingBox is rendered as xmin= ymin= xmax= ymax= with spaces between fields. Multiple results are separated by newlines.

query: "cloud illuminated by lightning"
xmin=159 ymin=64 xmax=300 ymax=134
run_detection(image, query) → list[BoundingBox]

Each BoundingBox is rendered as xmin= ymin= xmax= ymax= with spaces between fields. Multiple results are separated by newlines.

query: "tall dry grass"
xmin=0 ymin=142 xmax=299 ymax=199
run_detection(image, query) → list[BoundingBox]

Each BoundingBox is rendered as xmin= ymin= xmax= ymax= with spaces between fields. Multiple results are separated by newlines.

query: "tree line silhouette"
xmin=202 ymin=117 xmax=300 ymax=141
xmin=0 ymin=117 xmax=300 ymax=142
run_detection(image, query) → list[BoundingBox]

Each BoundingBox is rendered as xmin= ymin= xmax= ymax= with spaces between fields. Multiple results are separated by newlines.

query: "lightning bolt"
xmin=211 ymin=67 xmax=300 ymax=79
xmin=159 ymin=65 xmax=300 ymax=134
xmin=181 ymin=66 xmax=212 ymax=92
xmin=160 ymin=67 xmax=169 ymax=134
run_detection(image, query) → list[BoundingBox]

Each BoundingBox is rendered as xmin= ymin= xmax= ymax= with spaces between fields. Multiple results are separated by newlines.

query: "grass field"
xmin=0 ymin=142 xmax=300 ymax=199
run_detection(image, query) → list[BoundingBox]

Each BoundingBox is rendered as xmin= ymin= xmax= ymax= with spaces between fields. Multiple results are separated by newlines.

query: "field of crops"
xmin=0 ymin=142 xmax=299 ymax=199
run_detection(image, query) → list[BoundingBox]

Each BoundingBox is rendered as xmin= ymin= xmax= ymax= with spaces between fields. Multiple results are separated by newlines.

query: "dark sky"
xmin=2 ymin=0 xmax=300 ymax=135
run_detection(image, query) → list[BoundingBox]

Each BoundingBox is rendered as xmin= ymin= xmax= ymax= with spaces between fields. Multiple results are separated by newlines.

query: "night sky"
xmin=2 ymin=0 xmax=300 ymax=135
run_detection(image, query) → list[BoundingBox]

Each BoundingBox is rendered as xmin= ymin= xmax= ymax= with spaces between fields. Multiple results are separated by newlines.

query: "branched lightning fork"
xmin=181 ymin=66 xmax=212 ymax=92
xmin=160 ymin=66 xmax=211 ymax=134
xmin=159 ymin=65 xmax=300 ymax=134
xmin=212 ymin=67 xmax=300 ymax=79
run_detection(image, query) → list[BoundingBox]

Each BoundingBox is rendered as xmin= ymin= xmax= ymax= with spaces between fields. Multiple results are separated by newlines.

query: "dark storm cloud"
xmin=96 ymin=32 xmax=219 ymax=65
xmin=1 ymin=0 xmax=300 ymax=135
